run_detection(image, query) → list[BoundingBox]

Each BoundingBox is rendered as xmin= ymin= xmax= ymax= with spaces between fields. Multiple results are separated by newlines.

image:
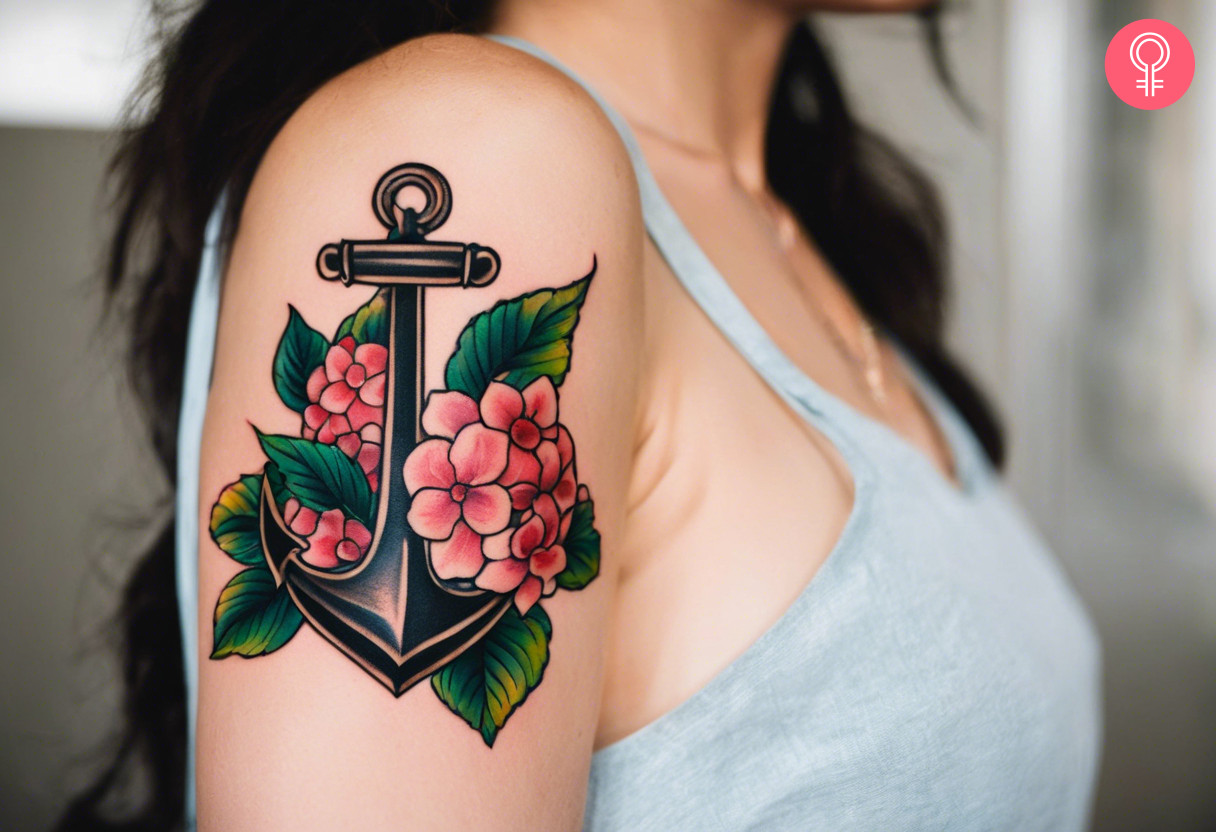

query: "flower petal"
xmin=533 ymin=493 xmax=560 ymax=547
xmin=336 ymin=540 xmax=364 ymax=562
xmin=319 ymin=380 xmax=357 ymax=414
xmin=347 ymin=398 xmax=381 ymax=431
xmin=302 ymin=509 xmax=345 ymax=568
xmin=344 ymin=363 xmax=366 ymax=388
xmin=476 ymin=558 xmax=528 ymax=593
xmin=554 ymin=466 xmax=578 ymax=512
xmin=511 ymin=514 xmax=546 ymax=559
xmin=556 ymin=425 xmax=575 ymax=470
xmin=325 ymin=342 xmax=354 ymax=383
xmin=303 ymin=404 xmax=328 ymax=430
xmin=406 ymin=488 xmax=461 ymax=540
xmin=558 ymin=508 xmax=573 ymax=544
xmin=508 ymin=482 xmax=539 ymax=511
xmin=451 ymin=424 xmax=509 ymax=486
xmin=359 ymin=373 xmax=385 ymax=406
xmin=328 ymin=414 xmax=352 ymax=436
xmin=483 ymin=527 xmax=513 ymax=560
xmin=461 ymin=484 xmax=512 ymax=535
xmin=521 ymin=376 xmax=558 ymax=428
xmin=403 ymin=439 xmax=456 ymax=493
xmin=536 ymin=441 xmax=561 ymax=492
xmin=502 ymin=445 xmax=541 ymax=487
xmin=306 ymin=366 xmax=328 ymax=403
xmin=513 ymin=575 xmax=543 ymax=614
xmin=420 ymin=391 xmax=480 ymax=439
xmin=530 ymin=545 xmax=566 ymax=582
xmin=431 ymin=520 xmax=484 ymax=580
xmin=301 ymin=545 xmax=340 ymax=570
xmin=355 ymin=343 xmax=387 ymax=377
xmin=343 ymin=519 xmax=372 ymax=552
xmin=336 ymin=432 xmax=361 ymax=458
xmin=479 ymin=381 xmax=524 ymax=431
xmin=357 ymin=442 xmax=381 ymax=476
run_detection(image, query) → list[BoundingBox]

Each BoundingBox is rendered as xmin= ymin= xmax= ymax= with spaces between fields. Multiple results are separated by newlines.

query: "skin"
xmin=197 ymin=0 xmax=948 ymax=829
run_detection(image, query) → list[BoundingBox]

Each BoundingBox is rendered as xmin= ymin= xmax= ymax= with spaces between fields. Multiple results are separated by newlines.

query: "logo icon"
xmin=1106 ymin=20 xmax=1195 ymax=110
xmin=1130 ymin=32 xmax=1169 ymax=97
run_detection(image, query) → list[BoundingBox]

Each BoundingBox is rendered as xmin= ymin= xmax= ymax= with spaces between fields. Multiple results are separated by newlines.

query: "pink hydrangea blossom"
xmin=283 ymin=498 xmax=372 ymax=569
xmin=403 ymin=376 xmax=585 ymax=613
xmin=403 ymin=424 xmax=513 ymax=580
xmin=481 ymin=491 xmax=569 ymax=613
xmin=302 ymin=336 xmax=386 ymax=489
xmin=420 ymin=379 xmax=560 ymax=511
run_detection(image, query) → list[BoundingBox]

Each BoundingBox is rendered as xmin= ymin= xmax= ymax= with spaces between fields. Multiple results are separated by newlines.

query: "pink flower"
xmin=480 ymin=378 xmax=558 ymax=450
xmin=283 ymin=498 xmax=372 ymax=569
xmin=404 ymin=376 xmax=582 ymax=612
xmin=302 ymin=336 xmax=386 ymax=489
xmin=480 ymin=491 xmax=568 ymax=613
xmin=419 ymin=379 xmax=561 ymax=511
xmin=403 ymin=424 xmax=513 ymax=580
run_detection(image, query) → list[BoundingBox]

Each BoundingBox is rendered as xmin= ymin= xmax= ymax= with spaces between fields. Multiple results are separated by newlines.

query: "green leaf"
xmin=444 ymin=265 xmax=595 ymax=399
xmin=212 ymin=563 xmax=303 ymax=658
xmin=556 ymin=498 xmax=600 ymax=590
xmin=272 ymin=307 xmax=329 ymax=413
xmin=430 ymin=604 xmax=553 ymax=746
xmin=264 ymin=461 xmax=289 ymax=508
xmin=255 ymin=431 xmax=374 ymax=526
xmin=334 ymin=289 xmax=389 ymax=346
xmin=209 ymin=474 xmax=265 ymax=566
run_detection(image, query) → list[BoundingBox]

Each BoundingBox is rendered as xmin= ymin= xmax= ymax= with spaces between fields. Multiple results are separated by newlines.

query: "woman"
xmin=63 ymin=0 xmax=1101 ymax=829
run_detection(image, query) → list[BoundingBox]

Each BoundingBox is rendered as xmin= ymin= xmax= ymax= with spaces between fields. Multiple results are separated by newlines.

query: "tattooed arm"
xmin=196 ymin=35 xmax=643 ymax=831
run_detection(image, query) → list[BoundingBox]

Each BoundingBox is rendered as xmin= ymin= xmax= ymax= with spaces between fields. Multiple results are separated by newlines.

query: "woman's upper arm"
xmin=195 ymin=35 xmax=643 ymax=831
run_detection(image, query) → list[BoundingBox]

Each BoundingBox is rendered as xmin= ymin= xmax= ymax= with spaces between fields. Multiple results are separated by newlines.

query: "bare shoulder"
xmin=241 ymin=33 xmax=640 ymax=247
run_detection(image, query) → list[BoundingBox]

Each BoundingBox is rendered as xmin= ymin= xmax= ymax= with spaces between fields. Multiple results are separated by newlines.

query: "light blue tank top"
xmin=177 ymin=34 xmax=1101 ymax=830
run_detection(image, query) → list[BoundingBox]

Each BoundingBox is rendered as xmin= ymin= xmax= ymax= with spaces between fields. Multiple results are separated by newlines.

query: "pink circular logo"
xmin=1106 ymin=19 xmax=1195 ymax=110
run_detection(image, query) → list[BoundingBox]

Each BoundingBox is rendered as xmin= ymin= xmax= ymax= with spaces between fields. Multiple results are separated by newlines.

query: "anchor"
xmin=259 ymin=163 xmax=509 ymax=695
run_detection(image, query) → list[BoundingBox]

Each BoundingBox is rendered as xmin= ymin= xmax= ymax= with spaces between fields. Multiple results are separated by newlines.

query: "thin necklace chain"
xmin=626 ymin=118 xmax=891 ymax=409
xmin=759 ymin=191 xmax=890 ymax=409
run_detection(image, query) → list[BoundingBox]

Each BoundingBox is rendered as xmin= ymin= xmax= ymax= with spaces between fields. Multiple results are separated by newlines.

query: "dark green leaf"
xmin=209 ymin=474 xmax=265 ymax=566
xmin=272 ymin=307 xmax=329 ymax=413
xmin=430 ymin=604 xmax=552 ymax=746
xmin=334 ymin=289 xmax=389 ymax=346
xmin=444 ymin=266 xmax=595 ymax=399
xmin=264 ymin=461 xmax=288 ymax=508
xmin=556 ymin=498 xmax=600 ymax=590
xmin=212 ymin=564 xmax=303 ymax=658
xmin=255 ymin=431 xmax=374 ymax=526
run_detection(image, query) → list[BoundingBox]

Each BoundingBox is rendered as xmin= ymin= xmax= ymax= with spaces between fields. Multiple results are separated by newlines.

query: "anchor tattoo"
xmin=208 ymin=163 xmax=602 ymax=745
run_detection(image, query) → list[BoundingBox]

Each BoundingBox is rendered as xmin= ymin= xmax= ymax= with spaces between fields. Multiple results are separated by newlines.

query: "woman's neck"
xmin=488 ymin=0 xmax=799 ymax=192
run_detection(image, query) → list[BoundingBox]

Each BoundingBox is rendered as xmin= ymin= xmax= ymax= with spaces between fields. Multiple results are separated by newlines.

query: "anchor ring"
xmin=372 ymin=163 xmax=452 ymax=237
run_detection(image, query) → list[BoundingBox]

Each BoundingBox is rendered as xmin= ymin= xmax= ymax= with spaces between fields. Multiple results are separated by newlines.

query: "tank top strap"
xmin=485 ymin=35 xmax=866 ymax=453
xmin=175 ymin=190 xmax=226 ymax=829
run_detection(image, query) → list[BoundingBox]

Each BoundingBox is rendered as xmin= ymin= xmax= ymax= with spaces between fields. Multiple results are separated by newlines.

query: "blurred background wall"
xmin=0 ymin=1 xmax=1212 ymax=830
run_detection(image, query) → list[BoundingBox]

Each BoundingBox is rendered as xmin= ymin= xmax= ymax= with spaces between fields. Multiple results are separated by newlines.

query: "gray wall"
xmin=0 ymin=127 xmax=158 ymax=831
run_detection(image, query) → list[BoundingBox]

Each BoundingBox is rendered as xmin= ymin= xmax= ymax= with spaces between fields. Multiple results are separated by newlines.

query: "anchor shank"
xmin=260 ymin=162 xmax=508 ymax=694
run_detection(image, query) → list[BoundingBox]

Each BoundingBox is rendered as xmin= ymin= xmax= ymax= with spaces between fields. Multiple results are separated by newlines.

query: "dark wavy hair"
xmin=58 ymin=1 xmax=1001 ymax=828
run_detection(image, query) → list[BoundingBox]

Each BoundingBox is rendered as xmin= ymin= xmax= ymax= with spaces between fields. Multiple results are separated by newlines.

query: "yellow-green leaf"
xmin=209 ymin=474 xmax=265 ymax=566
xmin=430 ymin=605 xmax=552 ymax=746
